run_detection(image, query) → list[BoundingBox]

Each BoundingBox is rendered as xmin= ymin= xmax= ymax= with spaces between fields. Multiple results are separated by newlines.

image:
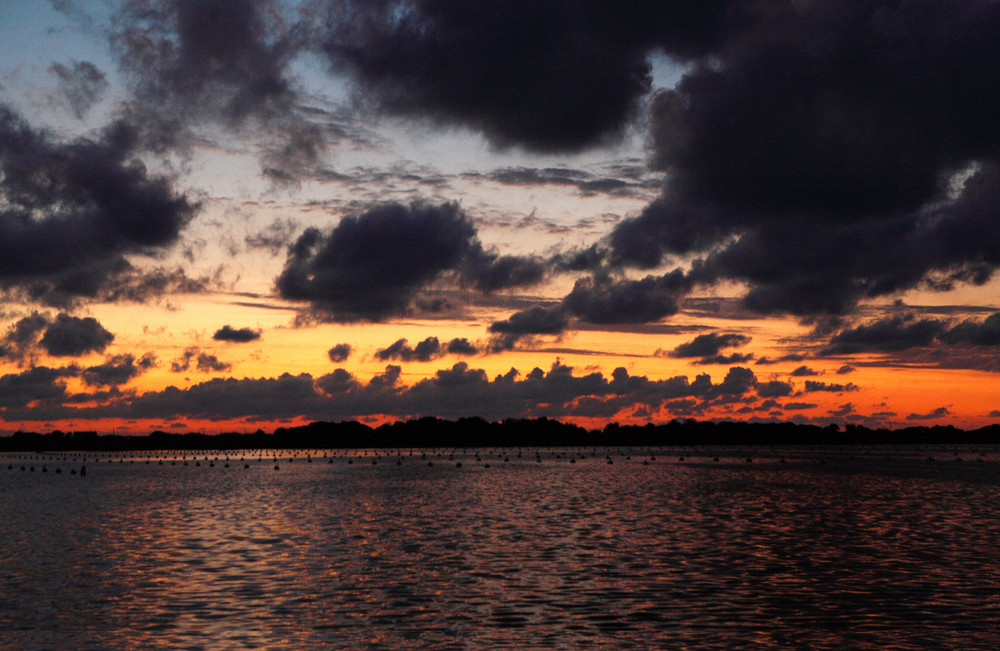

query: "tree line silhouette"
xmin=2 ymin=417 xmax=1000 ymax=452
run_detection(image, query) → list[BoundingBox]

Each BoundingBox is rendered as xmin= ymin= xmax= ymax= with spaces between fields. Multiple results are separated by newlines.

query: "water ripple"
xmin=2 ymin=446 xmax=999 ymax=648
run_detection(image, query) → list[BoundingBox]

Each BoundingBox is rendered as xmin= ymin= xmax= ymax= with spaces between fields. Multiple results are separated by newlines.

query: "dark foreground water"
xmin=2 ymin=445 xmax=999 ymax=649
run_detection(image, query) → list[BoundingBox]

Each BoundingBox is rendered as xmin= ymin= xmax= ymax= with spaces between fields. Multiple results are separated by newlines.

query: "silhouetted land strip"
xmin=3 ymin=418 xmax=1000 ymax=452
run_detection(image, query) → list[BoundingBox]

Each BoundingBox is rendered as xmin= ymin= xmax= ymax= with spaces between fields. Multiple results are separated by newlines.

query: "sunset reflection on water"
xmin=2 ymin=447 xmax=999 ymax=648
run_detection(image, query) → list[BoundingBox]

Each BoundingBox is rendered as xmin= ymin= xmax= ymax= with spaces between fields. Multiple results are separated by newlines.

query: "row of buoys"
xmin=4 ymin=446 xmax=995 ymax=474
xmin=5 ymin=463 xmax=85 ymax=475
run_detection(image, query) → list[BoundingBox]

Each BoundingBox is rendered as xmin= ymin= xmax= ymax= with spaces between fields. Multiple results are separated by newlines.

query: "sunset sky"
xmin=2 ymin=0 xmax=1000 ymax=434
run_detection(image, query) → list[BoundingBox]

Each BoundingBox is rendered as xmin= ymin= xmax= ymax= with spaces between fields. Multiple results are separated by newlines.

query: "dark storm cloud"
xmin=49 ymin=60 xmax=109 ymax=118
xmin=460 ymin=250 xmax=546 ymax=294
xmin=562 ymin=271 xmax=690 ymax=325
xmin=604 ymin=0 xmax=1000 ymax=316
xmin=668 ymin=333 xmax=751 ymax=359
xmin=756 ymin=380 xmax=793 ymax=399
xmin=213 ymin=325 xmax=262 ymax=343
xmin=39 ymin=314 xmax=114 ymax=357
xmin=82 ymin=353 xmax=156 ymax=387
xmin=277 ymin=201 xmax=540 ymax=321
xmin=823 ymin=316 xmax=945 ymax=355
xmin=327 ymin=343 xmax=352 ymax=363
xmin=940 ymin=312 xmax=1000 ymax=346
xmin=487 ymin=305 xmax=569 ymax=351
xmin=0 ymin=106 xmax=195 ymax=302
xmin=277 ymin=202 xmax=476 ymax=320
xmin=3 ymin=361 xmax=779 ymax=424
xmin=485 ymin=269 xmax=696 ymax=351
xmin=319 ymin=0 xmax=743 ymax=152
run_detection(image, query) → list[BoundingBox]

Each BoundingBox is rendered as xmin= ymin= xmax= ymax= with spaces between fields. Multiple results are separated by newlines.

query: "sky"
xmin=2 ymin=0 xmax=1000 ymax=435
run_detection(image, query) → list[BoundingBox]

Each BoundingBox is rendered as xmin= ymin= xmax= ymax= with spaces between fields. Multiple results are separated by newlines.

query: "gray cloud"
xmin=213 ymin=325 xmax=262 ymax=343
xmin=802 ymin=381 xmax=859 ymax=394
xmin=0 ymin=366 xmax=78 ymax=409
xmin=50 ymin=60 xmax=109 ymax=118
xmin=320 ymin=0 xmax=742 ymax=152
xmin=39 ymin=313 xmax=114 ymax=357
xmin=170 ymin=347 xmax=231 ymax=373
xmin=0 ymin=105 xmax=195 ymax=304
xmin=668 ymin=333 xmax=751 ymax=359
xmin=602 ymin=1 xmax=1000 ymax=316
xmin=0 ymin=361 xmax=783 ymax=424
xmin=327 ymin=343 xmax=352 ymax=363
xmin=277 ymin=201 xmax=544 ymax=322
xmin=906 ymin=406 xmax=951 ymax=421
xmin=111 ymin=0 xmax=300 ymax=124
xmin=82 ymin=353 xmax=156 ymax=387
xmin=374 ymin=336 xmax=478 ymax=363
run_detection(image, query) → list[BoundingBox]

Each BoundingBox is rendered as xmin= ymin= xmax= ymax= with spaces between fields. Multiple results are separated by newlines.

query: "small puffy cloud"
xmin=757 ymin=380 xmax=793 ymax=398
xmin=213 ymin=325 xmax=262 ymax=343
xmin=374 ymin=336 xmax=478 ymax=362
xmin=327 ymin=343 xmax=352 ymax=363
xmin=803 ymin=381 xmax=859 ymax=393
xmin=375 ymin=337 xmax=442 ymax=363
xmin=446 ymin=338 xmax=478 ymax=356
xmin=668 ymin=332 xmax=751 ymax=358
xmin=906 ymin=407 xmax=951 ymax=421
xmin=170 ymin=348 xmax=231 ymax=373
xmin=39 ymin=314 xmax=114 ymax=357
xmin=790 ymin=365 xmax=820 ymax=377
xmin=196 ymin=353 xmax=230 ymax=373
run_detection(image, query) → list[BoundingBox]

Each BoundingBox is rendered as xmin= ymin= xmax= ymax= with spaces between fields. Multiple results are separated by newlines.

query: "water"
xmin=2 ymin=446 xmax=999 ymax=648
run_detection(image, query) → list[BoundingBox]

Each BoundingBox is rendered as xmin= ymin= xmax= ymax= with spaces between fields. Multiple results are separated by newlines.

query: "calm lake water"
xmin=2 ymin=445 xmax=999 ymax=649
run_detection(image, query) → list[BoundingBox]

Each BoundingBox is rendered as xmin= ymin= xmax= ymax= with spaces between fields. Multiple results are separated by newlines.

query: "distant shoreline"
xmin=3 ymin=417 xmax=1000 ymax=452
